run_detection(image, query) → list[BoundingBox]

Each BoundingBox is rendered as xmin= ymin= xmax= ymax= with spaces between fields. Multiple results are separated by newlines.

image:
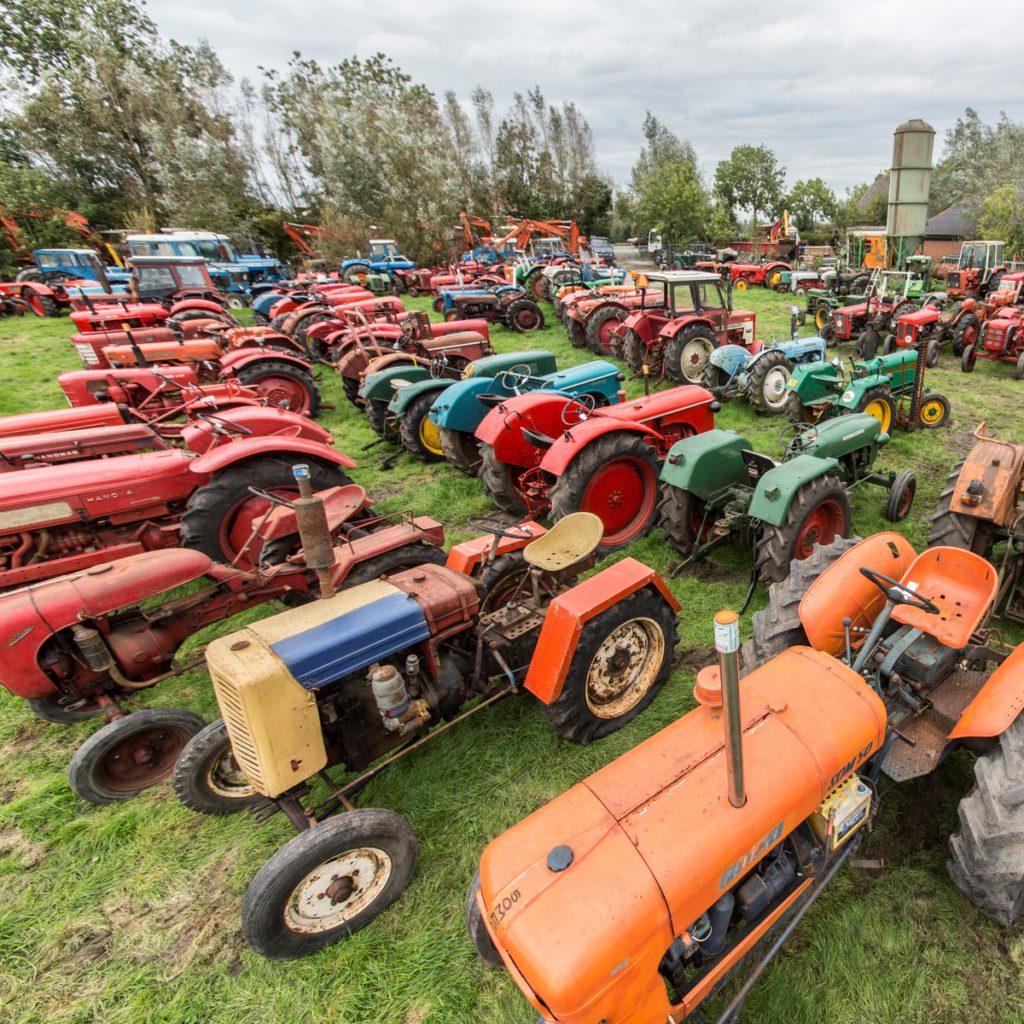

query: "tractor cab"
xmin=528 ymin=237 xmax=569 ymax=261
xmin=130 ymin=256 xmax=223 ymax=304
xmin=368 ymin=239 xmax=408 ymax=263
xmin=30 ymin=249 xmax=130 ymax=291
xmin=947 ymin=241 xmax=1007 ymax=298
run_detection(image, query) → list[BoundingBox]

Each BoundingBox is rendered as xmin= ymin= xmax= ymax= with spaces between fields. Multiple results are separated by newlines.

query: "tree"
xmin=979 ymin=184 xmax=1024 ymax=256
xmin=714 ymin=144 xmax=785 ymax=237
xmin=785 ymin=177 xmax=837 ymax=232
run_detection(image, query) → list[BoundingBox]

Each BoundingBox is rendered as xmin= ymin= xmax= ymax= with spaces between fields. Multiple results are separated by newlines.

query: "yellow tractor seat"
xmin=523 ymin=512 xmax=603 ymax=573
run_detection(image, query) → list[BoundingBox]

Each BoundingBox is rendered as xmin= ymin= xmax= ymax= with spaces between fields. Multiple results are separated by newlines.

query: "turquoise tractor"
xmin=659 ymin=413 xmax=916 ymax=587
xmin=783 ymin=347 xmax=951 ymax=433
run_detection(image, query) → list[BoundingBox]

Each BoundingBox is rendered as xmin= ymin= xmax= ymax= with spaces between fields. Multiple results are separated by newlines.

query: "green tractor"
xmin=783 ymin=344 xmax=951 ymax=433
xmin=659 ymin=413 xmax=916 ymax=587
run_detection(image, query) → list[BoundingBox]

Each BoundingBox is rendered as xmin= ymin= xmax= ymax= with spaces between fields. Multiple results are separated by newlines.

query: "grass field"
xmin=1 ymin=288 xmax=1023 ymax=1024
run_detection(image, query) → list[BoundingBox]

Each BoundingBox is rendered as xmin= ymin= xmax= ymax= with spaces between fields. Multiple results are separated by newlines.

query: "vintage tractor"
xmin=563 ymin=289 xmax=665 ymax=354
xmin=175 ymin=511 xmax=680 ymax=959
xmin=476 ymin=386 xmax=717 ymax=550
xmin=0 ymin=419 xmax=356 ymax=590
xmin=615 ymin=271 xmax=758 ymax=384
xmin=430 ymin=359 xmax=624 ymax=474
xmin=340 ymin=239 xmax=416 ymax=283
xmin=659 ymin=413 xmax=915 ymax=584
xmin=945 ymin=240 xmax=1009 ymax=300
xmin=537 ymin=261 xmax=625 ymax=302
xmin=0 ymin=473 xmax=448 ymax=804
xmin=552 ymin=282 xmax=640 ymax=325
xmin=775 ymin=268 xmax=826 ymax=295
xmin=829 ymin=271 xmax=922 ymax=359
xmin=436 ymin=284 xmax=545 ymax=332
xmin=469 ymin=532 xmax=1024 ymax=1023
xmin=727 ymin=259 xmax=791 ymax=291
xmin=961 ymin=296 xmax=1024 ymax=377
xmin=785 ymin=345 xmax=951 ymax=433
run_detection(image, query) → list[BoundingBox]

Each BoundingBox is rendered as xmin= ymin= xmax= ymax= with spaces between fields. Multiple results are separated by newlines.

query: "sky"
xmin=145 ymin=0 xmax=1023 ymax=194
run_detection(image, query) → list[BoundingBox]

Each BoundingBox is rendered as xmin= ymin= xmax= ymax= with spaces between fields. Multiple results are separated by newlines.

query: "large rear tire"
xmin=585 ymin=306 xmax=626 ymax=356
xmin=365 ymin=398 xmax=397 ymax=440
xmin=952 ymin=313 xmax=980 ymax=357
xmin=659 ymin=485 xmax=720 ymax=555
xmin=927 ymin=460 xmax=993 ymax=556
xmin=746 ymin=350 xmax=794 ymax=415
xmin=479 ymin=447 xmax=529 ymax=516
xmin=506 ymin=298 xmax=545 ymax=333
xmin=234 ymin=359 xmax=320 ymax=416
xmin=622 ymin=328 xmax=649 ymax=373
xmin=439 ymin=426 xmax=482 ymax=475
xmin=664 ymin=323 xmax=717 ymax=384
xmin=947 ymin=716 xmax=1024 ymax=927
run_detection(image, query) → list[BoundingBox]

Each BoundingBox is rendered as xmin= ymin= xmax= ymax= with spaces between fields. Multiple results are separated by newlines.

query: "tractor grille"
xmin=209 ymin=664 xmax=266 ymax=791
xmin=984 ymin=323 xmax=1007 ymax=344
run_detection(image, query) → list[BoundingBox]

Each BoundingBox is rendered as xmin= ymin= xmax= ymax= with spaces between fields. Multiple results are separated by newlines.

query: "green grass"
xmin=0 ymin=292 xmax=1023 ymax=1024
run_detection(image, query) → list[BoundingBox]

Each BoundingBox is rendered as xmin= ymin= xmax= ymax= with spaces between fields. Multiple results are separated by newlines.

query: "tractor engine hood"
xmin=478 ymin=647 xmax=886 ymax=1024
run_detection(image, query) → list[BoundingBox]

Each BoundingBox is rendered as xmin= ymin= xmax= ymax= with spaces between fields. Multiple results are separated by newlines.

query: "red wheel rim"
xmin=249 ymin=374 xmax=310 ymax=413
xmin=794 ymin=499 xmax=845 ymax=559
xmin=963 ymin=324 xmax=977 ymax=347
xmin=95 ymin=723 xmax=195 ymax=791
xmin=26 ymin=293 xmax=45 ymax=316
xmin=579 ymin=457 xmax=658 ymax=546
xmin=597 ymin=317 xmax=618 ymax=353
xmin=897 ymin=485 xmax=914 ymax=518
xmin=221 ymin=486 xmax=297 ymax=567
xmin=516 ymin=307 xmax=540 ymax=329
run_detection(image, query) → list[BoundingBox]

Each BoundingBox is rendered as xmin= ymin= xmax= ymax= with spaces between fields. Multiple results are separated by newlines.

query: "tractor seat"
xmin=741 ymin=449 xmax=778 ymax=481
xmin=523 ymin=512 xmax=603 ymax=573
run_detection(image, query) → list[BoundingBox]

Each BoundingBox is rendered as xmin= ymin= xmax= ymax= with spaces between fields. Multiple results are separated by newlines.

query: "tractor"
xmin=960 ymin=275 xmax=1024 ymax=376
xmin=775 ymin=268 xmax=826 ymax=295
xmin=340 ymin=239 xmax=416 ymax=284
xmin=476 ymin=385 xmax=717 ymax=550
xmin=0 ymin=415 xmax=355 ymax=591
xmin=828 ymin=270 xmax=923 ymax=359
xmin=430 ymin=359 xmax=624 ymax=474
xmin=615 ymin=271 xmax=758 ymax=384
xmin=785 ymin=344 xmax=951 ymax=434
xmin=563 ymin=288 xmax=665 ymax=355
xmin=176 ymin=511 xmax=681 ymax=959
xmin=436 ymin=284 xmax=545 ymax=332
xmin=945 ymin=240 xmax=1009 ymax=300
xmin=659 ymin=413 xmax=915 ymax=585
xmin=469 ymin=532 xmax=1024 ymax=1023
xmin=14 ymin=247 xmax=131 ymax=290
xmin=552 ymin=282 xmax=641 ymax=326
xmin=727 ymin=259 xmax=791 ymax=291
xmin=888 ymin=301 xmax=978 ymax=366
xmin=537 ymin=260 xmax=626 ymax=302
xmin=0 ymin=472 xmax=447 ymax=804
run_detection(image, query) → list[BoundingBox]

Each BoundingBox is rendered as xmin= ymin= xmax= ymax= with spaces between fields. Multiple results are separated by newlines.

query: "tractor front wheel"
xmin=814 ymin=306 xmax=832 ymax=332
xmin=26 ymin=693 xmax=108 ymax=724
xmin=439 ymin=426 xmax=482 ymax=475
xmin=883 ymin=334 xmax=897 ymax=355
xmin=952 ymin=313 xmax=980 ymax=356
xmin=884 ymin=470 xmax=917 ymax=522
xmin=947 ymin=715 xmax=1024 ymax=927
xmin=506 ymin=298 xmax=545 ymax=333
xmin=856 ymin=387 xmax=895 ymax=433
xmin=399 ymin=392 xmax=446 ymax=462
xmin=1015 ymin=352 xmax=1024 ymax=381
xmin=659 ymin=484 xmax=719 ymax=555
xmin=479 ymin=448 xmax=530 ymax=516
xmin=68 ymin=708 xmax=205 ymax=804
xmin=538 ymin=589 xmax=677 ymax=743
xmin=746 ymin=350 xmax=794 ymax=415
xmin=918 ymin=393 xmax=951 ymax=428
xmin=242 ymin=808 xmax=418 ymax=959
xmin=548 ymin=433 xmax=661 ymax=551
xmin=664 ymin=324 xmax=717 ymax=384
xmin=172 ymin=718 xmax=263 ymax=815
xmin=466 ymin=870 xmax=503 ymax=968
xmin=961 ymin=343 xmax=977 ymax=373
xmin=233 ymin=360 xmax=320 ymax=417
xmin=756 ymin=474 xmax=851 ymax=584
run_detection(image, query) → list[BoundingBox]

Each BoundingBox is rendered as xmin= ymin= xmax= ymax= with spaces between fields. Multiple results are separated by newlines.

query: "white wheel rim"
xmin=206 ymin=749 xmax=257 ymax=800
xmin=586 ymin=617 xmax=664 ymax=719
xmin=285 ymin=847 xmax=393 ymax=933
xmin=762 ymin=366 xmax=791 ymax=409
xmin=680 ymin=339 xmax=714 ymax=381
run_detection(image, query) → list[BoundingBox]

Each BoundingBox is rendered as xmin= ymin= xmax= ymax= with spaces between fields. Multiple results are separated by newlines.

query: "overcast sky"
xmin=146 ymin=0 xmax=1022 ymax=193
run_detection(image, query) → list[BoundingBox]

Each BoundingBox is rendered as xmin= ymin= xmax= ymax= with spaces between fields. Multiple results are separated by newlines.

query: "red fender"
xmin=169 ymin=298 xmax=227 ymax=318
xmin=305 ymin=318 xmax=348 ymax=343
xmin=179 ymin=406 xmax=332 ymax=452
xmin=218 ymin=348 xmax=312 ymax=373
xmin=430 ymin=318 xmax=490 ymax=341
xmin=949 ymin=643 xmax=1024 ymax=740
xmin=523 ymin=558 xmax=680 ymax=703
xmin=621 ymin=308 xmax=665 ymax=345
xmin=538 ymin=418 xmax=663 ymax=477
xmin=269 ymin=297 xmax=300 ymax=319
xmin=658 ymin=313 xmax=719 ymax=343
xmin=189 ymin=435 xmax=356 ymax=475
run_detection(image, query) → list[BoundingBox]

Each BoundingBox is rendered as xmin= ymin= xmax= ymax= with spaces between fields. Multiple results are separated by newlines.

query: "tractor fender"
xmin=708 ymin=343 xmax=752 ymax=376
xmin=218 ymin=348 xmax=312 ymax=373
xmin=444 ymin=521 xmax=546 ymax=577
xmin=621 ymin=309 xmax=661 ymax=344
xmin=180 ymin=406 xmax=333 ymax=452
xmin=659 ymin=429 xmax=751 ymax=500
xmin=388 ymin=377 xmax=451 ymax=416
xmin=524 ymin=558 xmax=680 ymax=704
xmin=538 ymin=418 xmax=661 ymax=478
xmin=359 ymin=363 xmax=430 ymax=403
xmin=15 ymin=280 xmax=59 ymax=299
xmin=189 ymin=436 xmax=356 ymax=475
xmin=834 ymin=375 xmax=889 ymax=412
xmin=658 ymin=313 xmax=717 ymax=341
xmin=949 ymin=643 xmax=1024 ymax=740
xmin=475 ymin=392 xmax=577 ymax=467
xmin=430 ymin=377 xmax=497 ymax=431
xmin=0 ymin=549 xmax=214 ymax=699
xmin=170 ymin=298 xmax=226 ymax=318
xmin=748 ymin=453 xmax=841 ymax=527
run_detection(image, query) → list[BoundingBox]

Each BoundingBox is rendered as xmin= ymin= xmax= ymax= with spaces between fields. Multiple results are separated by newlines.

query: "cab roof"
xmin=643 ymin=270 xmax=722 ymax=285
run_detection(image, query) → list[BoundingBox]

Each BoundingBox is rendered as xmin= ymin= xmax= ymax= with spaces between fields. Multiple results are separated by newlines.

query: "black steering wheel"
xmin=859 ymin=567 xmax=940 ymax=614
xmin=777 ymin=420 xmax=815 ymax=453
xmin=429 ymin=353 xmax=450 ymax=380
xmin=465 ymin=515 xmax=536 ymax=541
xmin=560 ymin=393 xmax=596 ymax=427
xmin=498 ymin=364 xmax=534 ymax=393
xmin=197 ymin=412 xmax=253 ymax=436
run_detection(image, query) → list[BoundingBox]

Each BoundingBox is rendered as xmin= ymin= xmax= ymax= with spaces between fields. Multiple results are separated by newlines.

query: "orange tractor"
xmin=470 ymin=531 xmax=1024 ymax=1022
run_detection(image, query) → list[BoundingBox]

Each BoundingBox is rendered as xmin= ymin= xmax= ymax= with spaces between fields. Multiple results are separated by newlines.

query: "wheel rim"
xmin=221 ymin=486 xmax=297 ymax=568
xmin=249 ymin=375 xmax=309 ymax=413
xmin=896 ymin=483 xmax=914 ymax=518
xmin=26 ymin=293 xmax=46 ymax=316
xmin=597 ymin=316 xmax=618 ymax=352
xmin=963 ymin=324 xmax=977 ymax=348
xmin=418 ymin=414 xmax=444 ymax=456
xmin=578 ymin=456 xmax=658 ymax=546
xmin=515 ymin=307 xmax=540 ymax=330
xmin=735 ymin=279 xmax=747 ymax=291
xmin=767 ymin=270 xmax=781 ymax=288
xmin=919 ymin=399 xmax=945 ymax=425
xmin=794 ymin=499 xmax=845 ymax=559
xmin=862 ymin=398 xmax=892 ymax=432
xmin=690 ymin=495 xmax=714 ymax=541
xmin=480 ymin=567 xmax=530 ymax=613
xmin=815 ymin=308 xmax=829 ymax=330
xmin=762 ymin=366 xmax=791 ymax=410
xmin=206 ymin=747 xmax=258 ymax=800
xmin=585 ymin=617 xmax=665 ymax=719
xmin=284 ymin=847 xmax=393 ymax=934
xmin=679 ymin=338 xmax=714 ymax=381
xmin=95 ymin=723 xmax=195 ymax=792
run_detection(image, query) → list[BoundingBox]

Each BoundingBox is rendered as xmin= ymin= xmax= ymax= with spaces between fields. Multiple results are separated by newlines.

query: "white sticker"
xmin=714 ymin=617 xmax=740 ymax=654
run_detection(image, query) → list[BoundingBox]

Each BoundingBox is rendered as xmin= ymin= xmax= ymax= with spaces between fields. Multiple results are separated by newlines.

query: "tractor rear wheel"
xmin=883 ymin=333 xmax=897 ymax=355
xmin=756 ymin=474 xmax=851 ymax=584
xmin=538 ymin=589 xmax=677 ymax=743
xmin=479 ymin=448 xmax=529 ymax=516
xmin=585 ymin=306 xmax=626 ymax=355
xmin=664 ymin=324 xmax=717 ymax=384
xmin=26 ymin=694 xmax=107 ymax=724
xmin=172 ymin=718 xmax=264 ymax=815
xmin=659 ymin=484 xmax=720 ymax=555
xmin=850 ymin=274 xmax=870 ymax=294
xmin=814 ymin=306 xmax=832 ymax=332
xmin=947 ymin=715 xmax=1024 ymax=927
xmin=856 ymin=327 xmax=880 ymax=360
xmin=242 ymin=808 xmax=418 ymax=959
xmin=439 ymin=427 xmax=482 ymax=474
xmin=340 ymin=544 xmax=447 ymax=589
xmin=477 ymin=552 xmax=532 ymax=613
xmin=68 ymin=708 xmax=205 ymax=804
xmin=884 ymin=470 xmax=917 ymax=522
xmin=786 ymin=390 xmax=808 ymax=425
xmin=743 ymin=535 xmax=861 ymax=671
xmin=183 ymin=457 xmax=350 ymax=567
xmin=953 ymin=313 xmax=980 ymax=357
xmin=856 ymin=387 xmax=895 ymax=433
xmin=765 ymin=267 xmax=784 ymax=290
xmin=399 ymin=392 xmax=445 ymax=461
xmin=466 ymin=870 xmax=503 ymax=968
xmin=524 ymin=270 xmax=546 ymax=302
xmin=701 ymin=361 xmax=730 ymax=399
xmin=566 ymin=317 xmax=588 ymax=348
xmin=548 ymin=433 xmax=661 ymax=552
xmin=622 ymin=328 xmax=651 ymax=373
xmin=927 ymin=460 xmax=994 ymax=556
xmin=365 ymin=398 xmax=397 ymax=440
xmin=233 ymin=360 xmax=320 ymax=417
xmin=506 ymin=298 xmax=545 ymax=333
xmin=746 ymin=350 xmax=794 ymax=415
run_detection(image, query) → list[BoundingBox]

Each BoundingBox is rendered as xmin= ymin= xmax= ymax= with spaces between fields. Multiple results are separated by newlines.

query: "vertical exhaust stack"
xmin=291 ymin=463 xmax=337 ymax=599
xmin=887 ymin=119 xmax=935 ymax=269
xmin=714 ymin=609 xmax=746 ymax=808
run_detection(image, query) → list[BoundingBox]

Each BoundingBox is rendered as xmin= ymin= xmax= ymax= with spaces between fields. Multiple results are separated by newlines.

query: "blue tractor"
xmin=16 ymin=249 xmax=131 ymax=292
xmin=341 ymin=239 xmax=415 ymax=285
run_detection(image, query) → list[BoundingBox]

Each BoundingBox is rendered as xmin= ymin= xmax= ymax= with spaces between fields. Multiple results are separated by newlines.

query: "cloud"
xmin=146 ymin=0 xmax=1023 ymax=192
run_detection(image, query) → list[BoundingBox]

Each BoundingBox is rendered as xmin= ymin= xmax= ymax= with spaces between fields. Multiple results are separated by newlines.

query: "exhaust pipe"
xmin=714 ymin=609 xmax=746 ymax=808
xmin=291 ymin=463 xmax=337 ymax=599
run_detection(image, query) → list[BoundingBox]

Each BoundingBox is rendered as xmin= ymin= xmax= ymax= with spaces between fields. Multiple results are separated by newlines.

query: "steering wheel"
xmin=465 ymin=515 xmax=536 ymax=541
xmin=498 ymin=364 xmax=534 ymax=393
xmin=859 ymin=567 xmax=940 ymax=614
xmin=196 ymin=413 xmax=253 ymax=436
xmin=429 ymin=353 xmax=450 ymax=380
xmin=777 ymin=420 xmax=815 ymax=453
xmin=560 ymin=393 xmax=596 ymax=427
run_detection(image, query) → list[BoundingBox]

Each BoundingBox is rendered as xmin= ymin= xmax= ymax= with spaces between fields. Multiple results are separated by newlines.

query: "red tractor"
xmin=563 ymin=289 xmax=666 ymax=355
xmin=830 ymin=275 xmax=919 ymax=359
xmin=0 ymin=474 xmax=449 ymax=804
xmin=0 ymin=417 xmax=355 ymax=591
xmin=944 ymin=240 xmax=1009 ymax=300
xmin=728 ymin=259 xmax=791 ymax=291
xmin=961 ymin=299 xmax=1024 ymax=376
xmin=615 ymin=271 xmax=758 ymax=383
xmin=476 ymin=386 xmax=717 ymax=550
